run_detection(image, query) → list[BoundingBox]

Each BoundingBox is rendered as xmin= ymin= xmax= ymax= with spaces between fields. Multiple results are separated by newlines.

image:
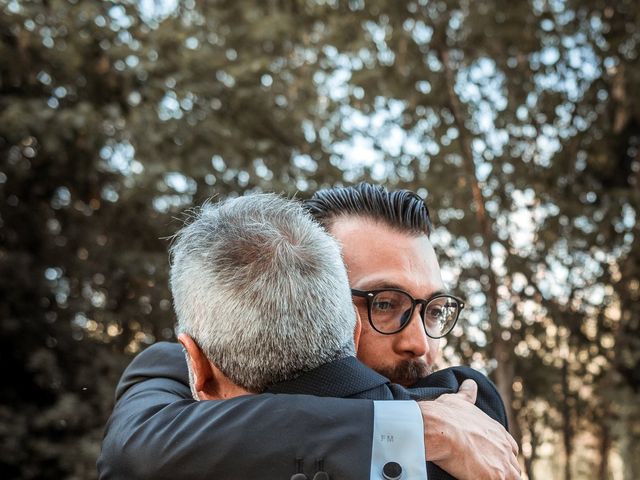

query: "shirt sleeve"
xmin=370 ymin=400 xmax=428 ymax=480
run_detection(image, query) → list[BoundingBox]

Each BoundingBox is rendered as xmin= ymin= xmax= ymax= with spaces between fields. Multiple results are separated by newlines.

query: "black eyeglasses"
xmin=351 ymin=288 xmax=464 ymax=338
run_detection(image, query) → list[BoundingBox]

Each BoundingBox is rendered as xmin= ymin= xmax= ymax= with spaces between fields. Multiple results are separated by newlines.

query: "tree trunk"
xmin=524 ymin=410 xmax=539 ymax=480
xmin=561 ymin=359 xmax=573 ymax=480
xmin=439 ymin=47 xmax=521 ymax=445
xmin=598 ymin=423 xmax=611 ymax=480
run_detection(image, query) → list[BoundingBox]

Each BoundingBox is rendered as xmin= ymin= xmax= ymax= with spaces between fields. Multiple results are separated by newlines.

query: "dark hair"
xmin=303 ymin=183 xmax=432 ymax=236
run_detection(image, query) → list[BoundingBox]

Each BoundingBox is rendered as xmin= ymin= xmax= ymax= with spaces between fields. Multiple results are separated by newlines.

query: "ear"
xmin=353 ymin=306 xmax=362 ymax=351
xmin=177 ymin=333 xmax=215 ymax=399
xmin=178 ymin=333 xmax=252 ymax=400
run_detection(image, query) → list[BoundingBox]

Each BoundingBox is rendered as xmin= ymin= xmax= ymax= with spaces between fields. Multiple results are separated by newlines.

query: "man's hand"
xmin=419 ymin=379 xmax=521 ymax=480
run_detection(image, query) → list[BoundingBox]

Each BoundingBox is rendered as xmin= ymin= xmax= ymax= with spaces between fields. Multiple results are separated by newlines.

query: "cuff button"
xmin=382 ymin=461 xmax=402 ymax=480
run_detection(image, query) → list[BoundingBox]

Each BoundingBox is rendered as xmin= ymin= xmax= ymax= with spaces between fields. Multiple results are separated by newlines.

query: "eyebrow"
xmin=360 ymin=283 xmax=446 ymax=300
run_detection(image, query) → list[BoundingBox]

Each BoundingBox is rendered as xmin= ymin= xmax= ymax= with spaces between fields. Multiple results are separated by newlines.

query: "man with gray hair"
xmin=171 ymin=193 xmax=357 ymax=398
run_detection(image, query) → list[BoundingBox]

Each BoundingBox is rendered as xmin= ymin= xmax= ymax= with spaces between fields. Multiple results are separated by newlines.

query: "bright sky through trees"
xmin=2 ymin=0 xmax=639 ymax=478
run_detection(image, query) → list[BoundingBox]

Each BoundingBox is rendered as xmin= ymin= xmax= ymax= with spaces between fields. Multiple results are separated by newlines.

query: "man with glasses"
xmin=99 ymin=184 xmax=520 ymax=479
xmin=304 ymin=184 xmax=464 ymax=388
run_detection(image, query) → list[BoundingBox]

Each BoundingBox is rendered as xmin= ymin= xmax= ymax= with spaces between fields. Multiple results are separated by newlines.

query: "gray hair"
xmin=170 ymin=193 xmax=356 ymax=393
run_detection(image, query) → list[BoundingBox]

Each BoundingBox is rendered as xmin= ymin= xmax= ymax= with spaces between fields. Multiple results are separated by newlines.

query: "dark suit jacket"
xmin=267 ymin=355 xmax=507 ymax=480
xmin=98 ymin=342 xmax=507 ymax=479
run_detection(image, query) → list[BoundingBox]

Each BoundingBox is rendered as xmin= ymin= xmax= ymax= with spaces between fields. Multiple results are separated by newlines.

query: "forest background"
xmin=1 ymin=1 xmax=639 ymax=479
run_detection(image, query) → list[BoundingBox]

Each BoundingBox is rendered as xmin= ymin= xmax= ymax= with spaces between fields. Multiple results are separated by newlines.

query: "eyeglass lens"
xmin=370 ymin=290 xmax=459 ymax=336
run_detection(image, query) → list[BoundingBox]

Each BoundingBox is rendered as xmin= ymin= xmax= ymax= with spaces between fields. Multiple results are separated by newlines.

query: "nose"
xmin=394 ymin=307 xmax=429 ymax=358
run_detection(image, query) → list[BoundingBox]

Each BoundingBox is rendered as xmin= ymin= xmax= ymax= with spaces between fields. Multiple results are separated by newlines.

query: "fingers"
xmin=504 ymin=432 xmax=521 ymax=479
xmin=509 ymin=454 xmax=521 ymax=479
xmin=456 ymin=379 xmax=478 ymax=403
xmin=507 ymin=463 xmax=522 ymax=480
xmin=506 ymin=431 xmax=519 ymax=457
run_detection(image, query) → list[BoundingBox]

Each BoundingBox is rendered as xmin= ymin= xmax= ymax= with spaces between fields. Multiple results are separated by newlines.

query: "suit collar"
xmin=266 ymin=356 xmax=390 ymax=398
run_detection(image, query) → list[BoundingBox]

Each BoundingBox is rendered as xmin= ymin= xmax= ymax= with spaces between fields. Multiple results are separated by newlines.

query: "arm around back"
xmin=414 ymin=365 xmax=508 ymax=427
xmin=415 ymin=369 xmax=521 ymax=480
xmin=98 ymin=342 xmax=375 ymax=480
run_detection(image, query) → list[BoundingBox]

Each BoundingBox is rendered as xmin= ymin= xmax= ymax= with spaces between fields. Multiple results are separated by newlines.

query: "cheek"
xmin=356 ymin=341 xmax=385 ymax=367
xmin=357 ymin=329 xmax=395 ymax=359
xmin=427 ymin=338 xmax=441 ymax=358
xmin=359 ymin=320 xmax=387 ymax=343
xmin=358 ymin=317 xmax=375 ymax=334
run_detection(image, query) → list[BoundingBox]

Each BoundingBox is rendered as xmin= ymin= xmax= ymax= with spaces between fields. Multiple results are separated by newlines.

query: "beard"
xmin=375 ymin=358 xmax=433 ymax=386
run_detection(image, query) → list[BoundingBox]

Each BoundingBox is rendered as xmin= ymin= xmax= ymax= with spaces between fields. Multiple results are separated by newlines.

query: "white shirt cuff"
xmin=370 ymin=400 xmax=427 ymax=480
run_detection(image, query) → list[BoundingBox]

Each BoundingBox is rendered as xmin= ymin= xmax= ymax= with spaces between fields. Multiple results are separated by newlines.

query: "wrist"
xmin=419 ymin=399 xmax=453 ymax=462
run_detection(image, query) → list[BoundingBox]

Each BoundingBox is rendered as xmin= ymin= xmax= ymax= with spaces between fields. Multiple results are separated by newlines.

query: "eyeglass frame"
xmin=350 ymin=288 xmax=465 ymax=339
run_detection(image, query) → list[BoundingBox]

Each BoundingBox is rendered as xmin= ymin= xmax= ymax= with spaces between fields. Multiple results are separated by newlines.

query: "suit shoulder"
xmin=115 ymin=342 xmax=188 ymax=401
xmin=133 ymin=341 xmax=184 ymax=364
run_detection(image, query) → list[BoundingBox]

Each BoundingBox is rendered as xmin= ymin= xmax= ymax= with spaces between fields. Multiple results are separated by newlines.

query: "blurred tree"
xmin=1 ymin=0 xmax=638 ymax=479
